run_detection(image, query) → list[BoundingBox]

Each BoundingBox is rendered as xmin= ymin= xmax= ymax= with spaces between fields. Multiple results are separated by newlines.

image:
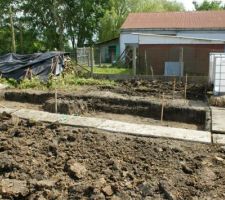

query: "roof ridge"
xmin=128 ymin=10 xmax=225 ymax=14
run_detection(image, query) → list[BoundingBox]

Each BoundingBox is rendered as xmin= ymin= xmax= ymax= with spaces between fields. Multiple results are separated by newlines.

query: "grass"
xmin=0 ymin=74 xmax=116 ymax=91
xmin=86 ymin=65 xmax=132 ymax=75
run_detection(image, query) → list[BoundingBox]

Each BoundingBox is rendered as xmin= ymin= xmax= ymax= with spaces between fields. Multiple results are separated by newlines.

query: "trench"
xmin=4 ymin=90 xmax=210 ymax=131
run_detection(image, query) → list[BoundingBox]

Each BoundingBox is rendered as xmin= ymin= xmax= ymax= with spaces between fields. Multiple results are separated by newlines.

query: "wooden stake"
xmin=172 ymin=78 xmax=176 ymax=99
xmin=55 ymin=87 xmax=58 ymax=113
xmin=184 ymin=74 xmax=188 ymax=99
xmin=161 ymin=93 xmax=165 ymax=122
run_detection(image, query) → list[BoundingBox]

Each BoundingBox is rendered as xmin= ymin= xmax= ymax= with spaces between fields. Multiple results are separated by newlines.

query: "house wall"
xmin=99 ymin=40 xmax=120 ymax=63
xmin=177 ymin=31 xmax=225 ymax=41
xmin=120 ymin=30 xmax=225 ymax=55
xmin=138 ymin=44 xmax=225 ymax=75
xmin=120 ymin=34 xmax=139 ymax=56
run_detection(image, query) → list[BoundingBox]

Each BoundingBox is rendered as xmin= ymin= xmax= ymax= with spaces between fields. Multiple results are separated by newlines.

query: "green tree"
xmin=193 ymin=0 xmax=224 ymax=10
xmin=65 ymin=0 xmax=109 ymax=47
xmin=98 ymin=0 xmax=184 ymax=42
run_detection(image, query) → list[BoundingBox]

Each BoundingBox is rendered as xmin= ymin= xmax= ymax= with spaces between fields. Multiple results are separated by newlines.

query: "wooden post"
xmin=179 ymin=47 xmax=184 ymax=78
xmin=184 ymin=74 xmax=188 ymax=99
xmin=161 ymin=93 xmax=165 ymax=122
xmin=132 ymin=46 xmax=136 ymax=76
xmin=87 ymin=47 xmax=90 ymax=67
xmin=144 ymin=50 xmax=147 ymax=74
xmin=172 ymin=78 xmax=176 ymax=99
xmin=99 ymin=47 xmax=102 ymax=67
xmin=150 ymin=65 xmax=154 ymax=79
xmin=90 ymin=47 xmax=94 ymax=77
xmin=55 ymin=87 xmax=58 ymax=113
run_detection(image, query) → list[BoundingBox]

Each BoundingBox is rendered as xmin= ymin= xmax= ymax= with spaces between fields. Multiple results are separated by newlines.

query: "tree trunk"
xmin=53 ymin=0 xmax=64 ymax=51
xmin=71 ymin=36 xmax=75 ymax=50
xmin=77 ymin=32 xmax=85 ymax=47
xmin=9 ymin=6 xmax=16 ymax=53
xmin=58 ymin=26 xmax=64 ymax=51
xmin=19 ymin=22 xmax=24 ymax=53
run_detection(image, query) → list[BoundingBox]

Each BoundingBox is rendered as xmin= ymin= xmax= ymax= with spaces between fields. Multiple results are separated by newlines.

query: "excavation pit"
xmin=4 ymin=90 xmax=210 ymax=131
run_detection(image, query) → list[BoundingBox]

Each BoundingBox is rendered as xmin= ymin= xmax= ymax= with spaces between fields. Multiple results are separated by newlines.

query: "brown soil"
xmin=0 ymin=112 xmax=225 ymax=200
xmin=0 ymin=99 xmax=203 ymax=130
xmin=84 ymin=112 xmax=203 ymax=130
xmin=100 ymin=79 xmax=207 ymax=100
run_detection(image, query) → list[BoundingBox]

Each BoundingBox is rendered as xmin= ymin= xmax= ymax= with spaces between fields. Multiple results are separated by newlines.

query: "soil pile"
xmin=0 ymin=112 xmax=225 ymax=199
xmin=100 ymin=80 xmax=206 ymax=100
xmin=43 ymin=99 xmax=88 ymax=115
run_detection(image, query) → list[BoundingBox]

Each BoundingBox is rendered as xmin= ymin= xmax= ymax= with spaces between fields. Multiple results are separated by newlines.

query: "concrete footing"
xmin=0 ymin=107 xmax=212 ymax=144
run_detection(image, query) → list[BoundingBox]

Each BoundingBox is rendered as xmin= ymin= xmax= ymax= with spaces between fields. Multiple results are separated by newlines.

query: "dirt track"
xmin=0 ymin=112 xmax=225 ymax=200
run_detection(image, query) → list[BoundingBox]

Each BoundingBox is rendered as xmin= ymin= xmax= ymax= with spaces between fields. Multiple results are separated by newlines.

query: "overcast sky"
xmin=175 ymin=0 xmax=225 ymax=10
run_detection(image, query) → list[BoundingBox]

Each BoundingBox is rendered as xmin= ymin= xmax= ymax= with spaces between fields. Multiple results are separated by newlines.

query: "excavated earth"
xmin=3 ymin=80 xmax=209 ymax=129
xmin=0 ymin=112 xmax=225 ymax=200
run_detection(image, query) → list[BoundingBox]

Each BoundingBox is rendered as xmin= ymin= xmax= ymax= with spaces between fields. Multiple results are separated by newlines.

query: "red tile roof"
xmin=121 ymin=11 xmax=225 ymax=30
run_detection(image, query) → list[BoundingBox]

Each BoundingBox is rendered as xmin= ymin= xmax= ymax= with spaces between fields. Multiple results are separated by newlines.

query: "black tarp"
xmin=0 ymin=52 xmax=66 ymax=81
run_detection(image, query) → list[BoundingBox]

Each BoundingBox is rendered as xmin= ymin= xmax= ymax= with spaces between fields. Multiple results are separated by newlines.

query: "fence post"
xmin=90 ymin=47 xmax=94 ymax=77
xmin=145 ymin=50 xmax=148 ymax=75
xmin=179 ymin=47 xmax=184 ymax=78
xmin=132 ymin=46 xmax=136 ymax=76
xmin=99 ymin=47 xmax=102 ymax=67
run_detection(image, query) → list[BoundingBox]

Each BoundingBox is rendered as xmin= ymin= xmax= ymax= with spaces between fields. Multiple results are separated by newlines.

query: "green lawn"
xmin=86 ymin=66 xmax=132 ymax=75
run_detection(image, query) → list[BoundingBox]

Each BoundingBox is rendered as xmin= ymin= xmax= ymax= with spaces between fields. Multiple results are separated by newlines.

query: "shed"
xmin=120 ymin=11 xmax=225 ymax=76
xmin=96 ymin=37 xmax=120 ymax=64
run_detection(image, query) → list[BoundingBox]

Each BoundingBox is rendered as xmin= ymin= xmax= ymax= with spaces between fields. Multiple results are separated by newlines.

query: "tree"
xmin=65 ymin=0 xmax=109 ymax=47
xmin=98 ymin=0 xmax=184 ymax=42
xmin=193 ymin=0 xmax=224 ymax=10
xmin=9 ymin=6 xmax=16 ymax=53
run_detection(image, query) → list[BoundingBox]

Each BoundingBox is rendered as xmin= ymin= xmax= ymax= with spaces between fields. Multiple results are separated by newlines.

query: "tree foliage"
xmin=98 ymin=0 xmax=184 ymax=42
xmin=0 ymin=0 xmax=185 ymax=54
xmin=193 ymin=0 xmax=224 ymax=10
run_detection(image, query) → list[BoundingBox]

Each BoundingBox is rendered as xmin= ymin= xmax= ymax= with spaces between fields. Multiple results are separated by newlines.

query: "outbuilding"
xmin=96 ymin=37 xmax=120 ymax=64
xmin=120 ymin=11 xmax=225 ymax=77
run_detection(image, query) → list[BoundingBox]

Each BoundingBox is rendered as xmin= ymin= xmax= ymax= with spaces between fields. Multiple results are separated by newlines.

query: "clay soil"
xmin=0 ymin=112 xmax=225 ymax=200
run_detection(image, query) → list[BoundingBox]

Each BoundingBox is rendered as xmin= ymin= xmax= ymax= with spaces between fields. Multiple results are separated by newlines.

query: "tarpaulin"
xmin=0 ymin=51 xmax=66 ymax=81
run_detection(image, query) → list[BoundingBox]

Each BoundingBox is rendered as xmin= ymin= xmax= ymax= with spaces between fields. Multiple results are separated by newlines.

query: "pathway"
xmin=211 ymin=106 xmax=225 ymax=144
xmin=0 ymin=107 xmax=211 ymax=144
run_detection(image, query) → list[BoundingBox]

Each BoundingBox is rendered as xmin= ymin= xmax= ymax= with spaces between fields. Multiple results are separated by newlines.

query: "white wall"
xmin=177 ymin=31 xmax=225 ymax=41
xmin=120 ymin=33 xmax=139 ymax=55
xmin=139 ymin=34 xmax=225 ymax=45
xmin=120 ymin=30 xmax=225 ymax=55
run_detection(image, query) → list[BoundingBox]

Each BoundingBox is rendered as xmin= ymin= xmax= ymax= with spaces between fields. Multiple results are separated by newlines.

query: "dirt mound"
xmin=209 ymin=95 xmax=225 ymax=107
xmin=0 ymin=113 xmax=225 ymax=199
xmin=99 ymin=80 xmax=206 ymax=100
xmin=43 ymin=98 xmax=88 ymax=115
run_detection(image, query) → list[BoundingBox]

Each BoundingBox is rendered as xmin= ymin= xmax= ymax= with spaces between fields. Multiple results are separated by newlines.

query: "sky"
xmin=175 ymin=0 xmax=225 ymax=10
